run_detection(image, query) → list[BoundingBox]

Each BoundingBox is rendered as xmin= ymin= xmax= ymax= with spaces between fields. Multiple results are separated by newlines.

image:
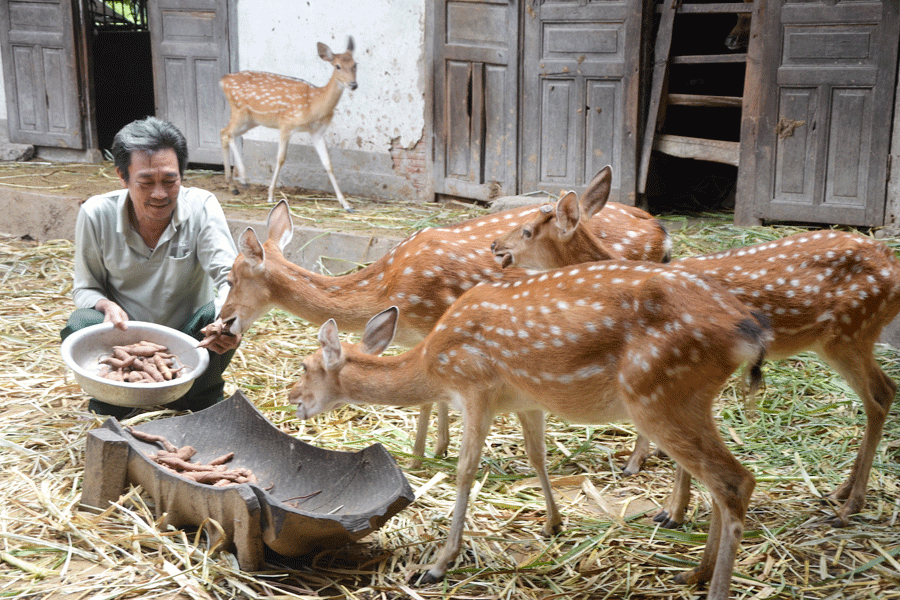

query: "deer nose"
xmin=490 ymin=241 xmax=497 ymax=252
xmin=348 ymin=81 xmax=358 ymax=91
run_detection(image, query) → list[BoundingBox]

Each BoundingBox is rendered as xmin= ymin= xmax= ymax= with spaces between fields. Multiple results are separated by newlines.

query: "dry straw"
xmin=1 ymin=196 xmax=898 ymax=599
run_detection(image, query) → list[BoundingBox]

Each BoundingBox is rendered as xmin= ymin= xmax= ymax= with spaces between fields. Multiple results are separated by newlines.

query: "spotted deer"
xmin=492 ymin=192 xmax=900 ymax=527
xmin=289 ymin=263 xmax=770 ymax=598
xmin=201 ymin=169 xmax=671 ymax=467
xmin=220 ymin=37 xmax=357 ymax=211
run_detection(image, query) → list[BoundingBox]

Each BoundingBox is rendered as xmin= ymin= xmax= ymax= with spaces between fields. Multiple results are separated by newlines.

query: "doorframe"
xmin=423 ymin=0 xmax=437 ymax=203
xmin=74 ymin=0 xmax=99 ymax=154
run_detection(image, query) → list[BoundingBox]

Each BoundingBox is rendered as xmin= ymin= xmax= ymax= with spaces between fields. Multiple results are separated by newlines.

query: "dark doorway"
xmin=89 ymin=0 xmax=155 ymax=154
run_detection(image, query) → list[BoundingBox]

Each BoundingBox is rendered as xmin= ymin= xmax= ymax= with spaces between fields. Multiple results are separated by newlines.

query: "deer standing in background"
xmin=289 ymin=262 xmax=770 ymax=598
xmin=724 ymin=0 xmax=753 ymax=51
xmin=220 ymin=37 xmax=357 ymax=211
xmin=200 ymin=168 xmax=671 ymax=467
xmin=491 ymin=190 xmax=900 ymax=527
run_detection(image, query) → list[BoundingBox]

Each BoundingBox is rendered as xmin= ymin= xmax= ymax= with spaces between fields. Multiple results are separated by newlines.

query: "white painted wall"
xmin=0 ymin=55 xmax=6 ymax=121
xmin=235 ymin=0 xmax=426 ymax=153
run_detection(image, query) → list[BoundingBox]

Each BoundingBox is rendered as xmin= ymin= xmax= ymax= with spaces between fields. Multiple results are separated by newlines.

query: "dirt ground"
xmin=0 ymin=160 xmax=484 ymax=238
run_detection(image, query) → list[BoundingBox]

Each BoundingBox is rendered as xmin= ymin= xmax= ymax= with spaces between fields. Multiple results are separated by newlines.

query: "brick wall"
xmin=390 ymin=137 xmax=427 ymax=198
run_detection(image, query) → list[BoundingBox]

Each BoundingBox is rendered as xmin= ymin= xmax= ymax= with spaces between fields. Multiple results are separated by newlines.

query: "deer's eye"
xmin=522 ymin=228 xmax=532 ymax=239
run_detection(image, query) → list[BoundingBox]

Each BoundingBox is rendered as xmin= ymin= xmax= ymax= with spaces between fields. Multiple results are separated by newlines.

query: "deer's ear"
xmin=360 ymin=307 xmax=399 ymax=356
xmin=554 ymin=191 xmax=581 ymax=241
xmin=318 ymin=319 xmax=343 ymax=369
xmin=267 ymin=200 xmax=294 ymax=250
xmin=346 ymin=36 xmax=355 ymax=53
xmin=239 ymin=227 xmax=265 ymax=268
xmin=317 ymin=42 xmax=335 ymax=61
xmin=581 ymin=165 xmax=612 ymax=218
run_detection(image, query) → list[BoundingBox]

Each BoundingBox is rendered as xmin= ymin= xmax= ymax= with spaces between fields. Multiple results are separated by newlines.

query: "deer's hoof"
xmin=653 ymin=510 xmax=682 ymax=529
xmin=414 ymin=570 xmax=443 ymax=586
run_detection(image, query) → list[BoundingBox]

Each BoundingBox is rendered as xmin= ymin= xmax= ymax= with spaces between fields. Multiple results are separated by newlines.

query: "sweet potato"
xmin=97 ymin=343 xmax=184 ymax=384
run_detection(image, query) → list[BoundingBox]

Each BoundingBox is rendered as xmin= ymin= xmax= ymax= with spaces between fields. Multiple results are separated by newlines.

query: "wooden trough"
xmin=80 ymin=391 xmax=415 ymax=570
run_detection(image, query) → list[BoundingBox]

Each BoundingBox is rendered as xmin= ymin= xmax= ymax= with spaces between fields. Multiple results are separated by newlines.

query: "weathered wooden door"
xmin=752 ymin=0 xmax=899 ymax=226
xmin=521 ymin=0 xmax=644 ymax=204
xmin=0 ymin=0 xmax=84 ymax=148
xmin=148 ymin=0 xmax=231 ymax=165
xmin=433 ymin=0 xmax=520 ymax=201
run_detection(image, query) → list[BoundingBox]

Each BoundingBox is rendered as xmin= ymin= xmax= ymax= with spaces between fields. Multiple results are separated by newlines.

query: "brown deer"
xmin=220 ymin=37 xmax=357 ymax=211
xmin=289 ymin=264 xmax=771 ymax=598
xmin=201 ymin=168 xmax=671 ymax=467
xmin=491 ymin=192 xmax=900 ymax=527
xmin=724 ymin=1 xmax=753 ymax=52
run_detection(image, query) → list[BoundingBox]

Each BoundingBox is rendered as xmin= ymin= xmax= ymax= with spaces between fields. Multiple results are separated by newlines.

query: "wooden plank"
xmin=638 ymin=0 xmax=678 ymax=194
xmin=667 ymin=93 xmax=744 ymax=107
xmin=653 ymin=134 xmax=740 ymax=166
xmin=734 ymin=0 xmax=765 ymax=225
xmin=671 ymin=53 xmax=748 ymax=64
xmin=670 ymin=3 xmax=754 ymax=14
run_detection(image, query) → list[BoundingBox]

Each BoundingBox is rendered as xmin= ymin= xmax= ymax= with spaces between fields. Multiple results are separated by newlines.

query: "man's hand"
xmin=198 ymin=319 xmax=242 ymax=354
xmin=95 ymin=298 xmax=129 ymax=331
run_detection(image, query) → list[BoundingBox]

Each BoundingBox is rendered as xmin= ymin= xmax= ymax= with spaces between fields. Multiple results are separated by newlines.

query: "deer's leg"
xmin=410 ymin=401 xmax=449 ymax=469
xmin=819 ymin=344 xmax=896 ymax=526
xmin=267 ymin=128 xmax=293 ymax=203
xmin=221 ymin=112 xmax=253 ymax=187
xmin=517 ymin=409 xmax=563 ymax=536
xmin=631 ymin=389 xmax=753 ymax=597
xmin=419 ymin=394 xmax=494 ymax=584
xmin=221 ymin=127 xmax=233 ymax=183
xmin=229 ymin=138 xmax=248 ymax=185
xmin=410 ymin=403 xmax=433 ymax=469
xmin=434 ymin=401 xmax=450 ymax=459
xmin=653 ymin=463 xmax=692 ymax=528
xmin=311 ymin=129 xmax=353 ymax=212
xmin=623 ymin=433 xmax=653 ymax=476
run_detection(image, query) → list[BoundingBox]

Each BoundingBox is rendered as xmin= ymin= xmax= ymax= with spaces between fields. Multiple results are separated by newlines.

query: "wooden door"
xmin=433 ymin=0 xmax=519 ymax=201
xmin=752 ymin=0 xmax=899 ymax=226
xmin=521 ymin=0 xmax=643 ymax=204
xmin=0 ymin=0 xmax=84 ymax=148
xmin=148 ymin=0 xmax=231 ymax=165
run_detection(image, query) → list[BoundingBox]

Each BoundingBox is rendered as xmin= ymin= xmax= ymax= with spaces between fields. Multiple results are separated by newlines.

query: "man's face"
xmin=118 ymin=149 xmax=181 ymax=224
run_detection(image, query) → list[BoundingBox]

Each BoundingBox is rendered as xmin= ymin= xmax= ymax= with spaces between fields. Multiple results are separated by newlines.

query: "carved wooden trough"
xmin=81 ymin=391 xmax=415 ymax=570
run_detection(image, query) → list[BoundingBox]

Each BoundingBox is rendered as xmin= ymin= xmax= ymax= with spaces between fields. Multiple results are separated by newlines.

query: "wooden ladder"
xmin=638 ymin=0 xmax=753 ymax=195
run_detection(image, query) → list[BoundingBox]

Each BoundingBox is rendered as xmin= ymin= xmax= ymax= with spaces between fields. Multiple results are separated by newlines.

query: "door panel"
xmin=540 ymin=79 xmax=575 ymax=179
xmin=0 ymin=0 xmax=83 ymax=147
xmin=434 ymin=0 xmax=518 ymax=200
xmin=586 ymin=81 xmax=617 ymax=181
xmin=148 ymin=0 xmax=230 ymax=165
xmin=754 ymin=0 xmax=899 ymax=226
xmin=521 ymin=0 xmax=641 ymax=204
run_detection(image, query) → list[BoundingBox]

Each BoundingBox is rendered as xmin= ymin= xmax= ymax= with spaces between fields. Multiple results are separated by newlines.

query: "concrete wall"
xmin=0 ymin=55 xmax=5 ymax=121
xmin=232 ymin=0 xmax=429 ymax=202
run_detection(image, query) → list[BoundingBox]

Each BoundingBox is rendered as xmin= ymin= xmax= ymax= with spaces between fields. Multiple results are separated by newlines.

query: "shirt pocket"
xmin=168 ymin=241 xmax=193 ymax=260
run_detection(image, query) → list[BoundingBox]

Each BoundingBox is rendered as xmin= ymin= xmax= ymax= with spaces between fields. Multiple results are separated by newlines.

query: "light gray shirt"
xmin=73 ymin=186 xmax=237 ymax=330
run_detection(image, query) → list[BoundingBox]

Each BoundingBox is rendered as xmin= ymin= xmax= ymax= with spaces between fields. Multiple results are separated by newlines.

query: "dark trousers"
xmin=61 ymin=303 xmax=235 ymax=416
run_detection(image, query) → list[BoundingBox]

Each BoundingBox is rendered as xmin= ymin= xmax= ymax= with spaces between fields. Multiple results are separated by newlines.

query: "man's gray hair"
xmin=112 ymin=117 xmax=188 ymax=181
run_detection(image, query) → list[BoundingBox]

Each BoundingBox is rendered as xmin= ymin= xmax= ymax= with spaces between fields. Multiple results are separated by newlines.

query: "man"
xmin=61 ymin=117 xmax=241 ymax=417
